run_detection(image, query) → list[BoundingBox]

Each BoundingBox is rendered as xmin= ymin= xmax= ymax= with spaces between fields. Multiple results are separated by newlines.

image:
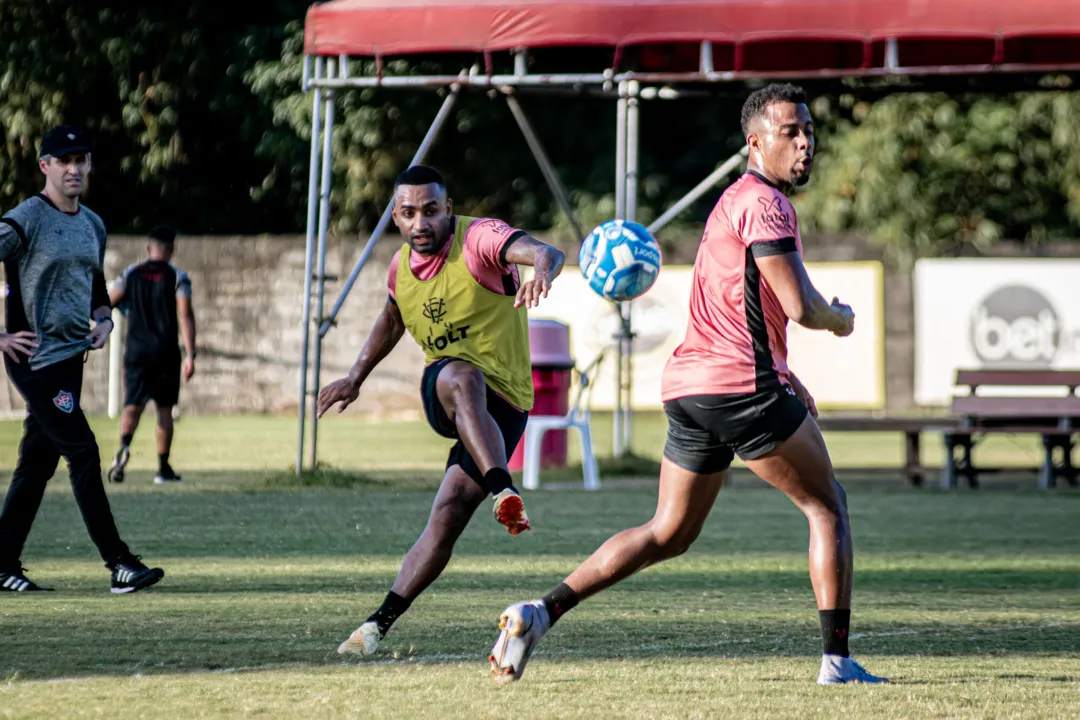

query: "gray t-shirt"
xmin=1 ymin=194 xmax=108 ymax=370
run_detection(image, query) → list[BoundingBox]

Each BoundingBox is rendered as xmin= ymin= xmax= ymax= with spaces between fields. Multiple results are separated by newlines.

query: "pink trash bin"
xmin=508 ymin=319 xmax=575 ymax=471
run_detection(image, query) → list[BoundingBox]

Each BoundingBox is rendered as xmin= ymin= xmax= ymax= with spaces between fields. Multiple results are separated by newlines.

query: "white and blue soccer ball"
xmin=578 ymin=220 xmax=662 ymax=302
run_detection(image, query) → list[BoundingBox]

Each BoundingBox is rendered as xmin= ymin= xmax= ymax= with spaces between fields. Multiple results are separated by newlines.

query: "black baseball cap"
xmin=39 ymin=125 xmax=92 ymax=158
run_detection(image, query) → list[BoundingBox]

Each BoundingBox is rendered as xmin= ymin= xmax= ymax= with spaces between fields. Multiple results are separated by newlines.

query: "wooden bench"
xmin=942 ymin=369 xmax=1080 ymax=489
xmin=815 ymin=415 xmax=959 ymax=486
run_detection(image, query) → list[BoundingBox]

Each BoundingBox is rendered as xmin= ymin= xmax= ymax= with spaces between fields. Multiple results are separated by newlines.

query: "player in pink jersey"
xmin=490 ymin=84 xmax=888 ymax=686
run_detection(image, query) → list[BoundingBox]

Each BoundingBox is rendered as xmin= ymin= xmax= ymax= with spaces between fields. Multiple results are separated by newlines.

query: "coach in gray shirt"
xmin=0 ymin=125 xmax=164 ymax=594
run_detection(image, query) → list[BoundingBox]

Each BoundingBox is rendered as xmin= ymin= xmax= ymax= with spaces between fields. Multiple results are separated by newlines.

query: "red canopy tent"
xmin=295 ymin=0 xmax=1080 ymax=473
xmin=304 ymin=0 xmax=1080 ymax=77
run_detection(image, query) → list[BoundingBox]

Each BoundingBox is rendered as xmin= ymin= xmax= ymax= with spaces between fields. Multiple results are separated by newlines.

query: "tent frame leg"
xmin=309 ymin=58 xmax=339 ymax=471
xmin=612 ymin=80 xmax=639 ymax=458
xmin=297 ymin=57 xmax=325 ymax=477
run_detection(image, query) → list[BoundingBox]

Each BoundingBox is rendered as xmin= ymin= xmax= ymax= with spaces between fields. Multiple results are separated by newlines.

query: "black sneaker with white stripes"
xmin=0 ymin=567 xmax=53 ymax=592
xmin=107 ymin=445 xmax=130 ymax=484
xmin=110 ymin=555 xmax=165 ymax=594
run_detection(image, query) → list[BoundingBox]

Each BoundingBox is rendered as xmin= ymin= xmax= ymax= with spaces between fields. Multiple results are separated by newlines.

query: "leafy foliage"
xmin=795 ymin=84 xmax=1080 ymax=258
xmin=0 ymin=2 xmax=310 ymax=233
xmin=2 ymin=4 xmax=1080 ymax=251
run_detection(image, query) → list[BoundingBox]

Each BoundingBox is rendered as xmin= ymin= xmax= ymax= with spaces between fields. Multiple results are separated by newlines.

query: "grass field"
xmin=0 ymin=414 xmax=1078 ymax=719
xmin=0 ymin=411 xmax=1065 ymax=479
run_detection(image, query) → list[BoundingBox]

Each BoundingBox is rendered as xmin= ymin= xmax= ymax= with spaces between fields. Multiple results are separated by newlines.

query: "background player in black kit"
xmin=107 ymin=224 xmax=197 ymax=485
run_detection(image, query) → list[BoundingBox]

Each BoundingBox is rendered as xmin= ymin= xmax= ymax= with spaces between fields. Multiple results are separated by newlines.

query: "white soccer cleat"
xmin=337 ymin=621 xmax=383 ymax=656
xmin=817 ymin=654 xmax=890 ymax=685
xmin=492 ymin=488 xmax=531 ymax=537
xmin=489 ymin=600 xmax=550 ymax=684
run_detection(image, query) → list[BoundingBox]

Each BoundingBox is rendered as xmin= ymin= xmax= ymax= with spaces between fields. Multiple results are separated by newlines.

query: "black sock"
xmin=159 ymin=453 xmax=170 ymax=473
xmin=367 ymin=591 xmax=412 ymax=636
xmin=120 ymin=433 xmax=133 ymax=448
xmin=484 ymin=467 xmax=514 ymax=495
xmin=819 ymin=609 xmax=851 ymax=657
xmin=541 ymin=583 xmax=579 ymax=626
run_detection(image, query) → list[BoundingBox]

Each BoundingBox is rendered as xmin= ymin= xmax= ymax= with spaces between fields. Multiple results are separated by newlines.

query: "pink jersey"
xmin=388 ymin=217 xmax=522 ymax=301
xmin=661 ymin=171 xmax=802 ymax=399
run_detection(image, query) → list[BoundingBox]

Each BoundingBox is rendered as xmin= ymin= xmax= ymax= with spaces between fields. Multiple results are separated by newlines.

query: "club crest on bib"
xmin=422 ymin=297 xmax=447 ymax=325
xmin=53 ymin=390 xmax=75 ymax=414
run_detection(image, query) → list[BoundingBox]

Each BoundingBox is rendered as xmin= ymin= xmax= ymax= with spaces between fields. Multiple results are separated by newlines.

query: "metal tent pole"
xmin=613 ymin=80 xmax=628 ymax=458
xmin=319 ymin=85 xmax=461 ymax=336
xmin=309 ymin=58 xmax=337 ymax=471
xmin=647 ymin=147 xmax=748 ymax=235
xmin=504 ymin=92 xmax=585 ymax=242
xmin=621 ymin=80 xmax=640 ymax=453
xmin=297 ymin=56 xmax=324 ymax=477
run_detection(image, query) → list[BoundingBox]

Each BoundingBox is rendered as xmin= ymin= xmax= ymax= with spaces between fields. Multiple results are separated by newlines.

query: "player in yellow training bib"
xmin=317 ymin=165 xmax=565 ymax=657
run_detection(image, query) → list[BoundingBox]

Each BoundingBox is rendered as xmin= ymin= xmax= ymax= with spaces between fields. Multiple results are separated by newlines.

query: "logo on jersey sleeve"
xmin=53 ymin=390 xmax=75 ymax=414
xmin=757 ymin=196 xmax=794 ymax=235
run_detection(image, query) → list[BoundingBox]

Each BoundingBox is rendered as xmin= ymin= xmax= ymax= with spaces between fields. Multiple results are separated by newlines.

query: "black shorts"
xmin=124 ymin=359 xmax=181 ymax=407
xmin=663 ymin=386 xmax=809 ymax=474
xmin=421 ymin=358 xmax=528 ymax=492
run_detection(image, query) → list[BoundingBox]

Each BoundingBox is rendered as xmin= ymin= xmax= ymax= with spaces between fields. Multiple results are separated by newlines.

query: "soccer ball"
xmin=578 ymin=220 xmax=662 ymax=302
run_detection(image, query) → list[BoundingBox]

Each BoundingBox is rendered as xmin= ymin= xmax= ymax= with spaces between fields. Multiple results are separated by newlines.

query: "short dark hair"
xmin=394 ymin=165 xmax=445 ymax=191
xmin=148 ymin=224 xmax=177 ymax=244
xmin=740 ymin=83 xmax=808 ymax=136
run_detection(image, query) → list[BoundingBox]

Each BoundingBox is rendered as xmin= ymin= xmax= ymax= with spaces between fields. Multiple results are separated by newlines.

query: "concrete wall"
xmin=0 ymin=234 xmax=428 ymax=419
xmin=2 ymin=232 xmax=1076 ymax=417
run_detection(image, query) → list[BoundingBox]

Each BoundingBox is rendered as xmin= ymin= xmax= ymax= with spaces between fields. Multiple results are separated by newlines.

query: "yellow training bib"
xmin=396 ymin=216 xmax=534 ymax=411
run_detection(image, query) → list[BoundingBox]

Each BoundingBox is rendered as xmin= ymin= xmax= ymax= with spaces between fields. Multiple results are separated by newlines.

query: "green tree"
xmin=795 ymin=86 xmax=1080 ymax=260
xmin=1 ymin=2 xmax=311 ymax=233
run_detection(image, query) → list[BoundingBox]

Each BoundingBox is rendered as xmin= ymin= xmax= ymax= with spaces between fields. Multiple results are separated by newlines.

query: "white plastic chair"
xmin=522 ymin=351 xmax=604 ymax=492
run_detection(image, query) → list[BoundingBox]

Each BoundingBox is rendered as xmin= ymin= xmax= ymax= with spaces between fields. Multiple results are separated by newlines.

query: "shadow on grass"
xmin=10 ymin=474 xmax=1080 ymax=564
xmin=2 ymin=608 xmax=1077 ymax=682
xmin=261 ymin=464 xmax=406 ymax=490
xmin=254 ymin=455 xmax=663 ymax=490
xmin=3 ymin=474 xmax=1078 ymax=682
xmin=30 ymin=565 xmax=1074 ymax=597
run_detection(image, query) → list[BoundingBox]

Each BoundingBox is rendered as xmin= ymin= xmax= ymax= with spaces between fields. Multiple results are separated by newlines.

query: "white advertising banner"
xmin=527 ymin=262 xmax=885 ymax=411
xmin=914 ymin=258 xmax=1080 ymax=406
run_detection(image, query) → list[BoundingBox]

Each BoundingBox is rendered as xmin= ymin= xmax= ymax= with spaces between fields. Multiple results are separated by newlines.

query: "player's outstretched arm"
xmin=317 ymin=299 xmax=406 ymax=417
xmin=503 ymin=235 xmax=565 ymax=309
xmin=755 ymin=253 xmax=854 ymax=337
